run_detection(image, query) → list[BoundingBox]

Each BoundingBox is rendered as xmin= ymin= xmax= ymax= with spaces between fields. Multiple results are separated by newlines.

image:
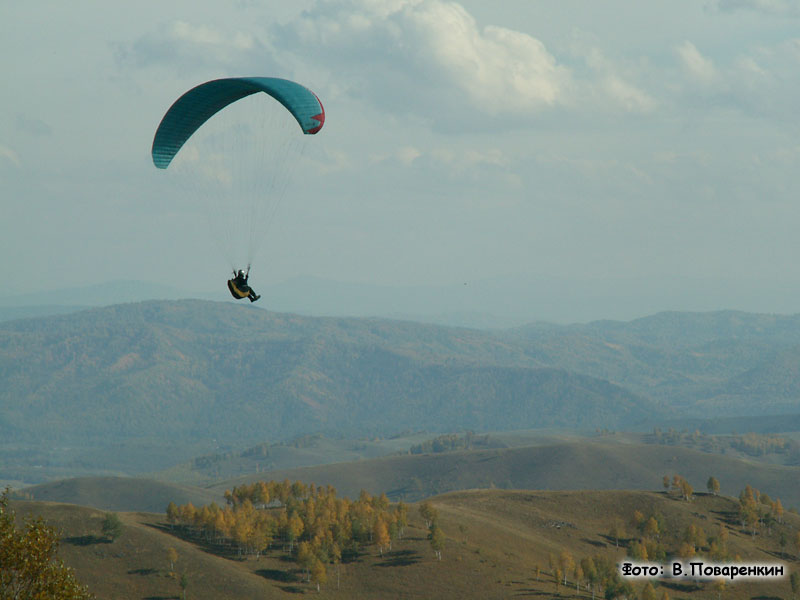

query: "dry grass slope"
xmin=17 ymin=476 xmax=224 ymax=512
xmin=12 ymin=488 xmax=800 ymax=599
xmin=216 ymin=439 xmax=800 ymax=507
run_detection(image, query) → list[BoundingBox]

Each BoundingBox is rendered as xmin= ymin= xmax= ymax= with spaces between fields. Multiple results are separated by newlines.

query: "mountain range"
xmin=3 ymin=300 xmax=800 ymax=481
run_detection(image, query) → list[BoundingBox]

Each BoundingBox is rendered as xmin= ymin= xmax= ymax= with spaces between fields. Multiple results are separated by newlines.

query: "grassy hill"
xmin=12 ymin=476 xmax=223 ymax=512
xmin=13 ymin=435 xmax=800 ymax=512
xmin=213 ymin=438 xmax=800 ymax=508
xmin=11 ymin=487 xmax=799 ymax=599
xmin=150 ymin=431 xmax=443 ymax=486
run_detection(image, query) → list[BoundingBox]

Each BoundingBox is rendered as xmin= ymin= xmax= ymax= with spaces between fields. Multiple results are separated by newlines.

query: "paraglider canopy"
xmin=150 ymin=76 xmax=325 ymax=282
xmin=152 ymin=77 xmax=325 ymax=169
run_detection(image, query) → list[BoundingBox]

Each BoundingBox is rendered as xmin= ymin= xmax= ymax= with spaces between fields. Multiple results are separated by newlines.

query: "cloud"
xmin=115 ymin=20 xmax=266 ymax=74
xmin=579 ymin=47 xmax=657 ymax=113
xmin=714 ymin=0 xmax=800 ymax=16
xmin=274 ymin=0 xmax=571 ymax=128
xmin=672 ymin=38 xmax=800 ymax=120
xmin=116 ymin=0 xmax=664 ymax=129
xmin=676 ymin=41 xmax=718 ymax=84
xmin=171 ymin=21 xmax=254 ymax=50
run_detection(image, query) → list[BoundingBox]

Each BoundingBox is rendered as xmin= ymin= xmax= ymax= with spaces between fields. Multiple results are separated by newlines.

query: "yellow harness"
xmin=227 ymin=279 xmax=250 ymax=299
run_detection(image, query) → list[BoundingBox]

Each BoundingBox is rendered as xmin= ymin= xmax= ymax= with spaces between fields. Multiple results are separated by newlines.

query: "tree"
xmin=296 ymin=541 xmax=315 ymax=582
xmin=629 ymin=540 xmax=648 ymax=560
xmin=581 ymin=557 xmax=598 ymax=600
xmin=679 ymin=478 xmax=693 ymax=501
xmin=374 ymin=517 xmax=390 ymax=556
xmin=790 ymin=571 xmax=800 ymax=599
xmin=677 ymin=541 xmax=695 ymax=559
xmin=429 ymin=523 xmax=445 ymax=560
xmin=644 ymin=516 xmax=660 ymax=539
xmin=419 ymin=501 xmax=438 ymax=528
xmin=641 ymin=581 xmax=657 ymax=600
xmin=559 ymin=550 xmax=574 ymax=585
xmin=707 ymin=476 xmax=720 ymax=495
xmin=394 ymin=502 xmax=408 ymax=538
xmin=167 ymin=547 xmax=178 ymax=572
xmin=287 ymin=513 xmax=304 ymax=551
xmin=671 ymin=475 xmax=693 ymax=500
xmin=166 ymin=501 xmax=179 ymax=528
xmin=774 ymin=498 xmax=785 ymax=523
xmin=179 ymin=573 xmax=188 ymax=600
xmin=0 ymin=490 xmax=94 ymax=599
xmin=101 ymin=512 xmax=124 ymax=542
xmin=310 ymin=558 xmax=327 ymax=592
xmin=330 ymin=542 xmax=342 ymax=589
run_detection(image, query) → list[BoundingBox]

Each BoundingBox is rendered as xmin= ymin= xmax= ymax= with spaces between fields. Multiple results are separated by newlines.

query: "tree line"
xmin=409 ymin=431 xmax=492 ymax=455
xmin=648 ymin=427 xmax=799 ymax=459
xmin=166 ymin=479 xmax=413 ymax=591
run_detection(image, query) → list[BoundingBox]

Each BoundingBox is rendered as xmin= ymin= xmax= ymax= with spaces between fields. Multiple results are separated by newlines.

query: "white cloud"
xmin=676 ymin=41 xmax=718 ymax=84
xmin=427 ymin=146 xmax=509 ymax=173
xmin=276 ymin=0 xmax=571 ymax=127
xmin=601 ymin=74 xmax=656 ymax=113
xmin=671 ymin=38 xmax=800 ymax=120
xmin=171 ymin=21 xmax=255 ymax=50
xmin=580 ymin=47 xmax=657 ymax=113
xmin=400 ymin=2 xmax=565 ymax=111
xmin=396 ymin=146 xmax=422 ymax=165
xmin=116 ymin=20 xmax=265 ymax=73
xmin=172 ymin=21 xmax=224 ymax=46
xmin=714 ymin=0 xmax=800 ymax=16
xmin=116 ymin=0 xmax=666 ymax=127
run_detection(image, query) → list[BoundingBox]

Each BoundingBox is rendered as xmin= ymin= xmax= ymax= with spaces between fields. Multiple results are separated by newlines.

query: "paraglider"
xmin=151 ymin=77 xmax=325 ymax=301
xmin=228 ymin=268 xmax=260 ymax=302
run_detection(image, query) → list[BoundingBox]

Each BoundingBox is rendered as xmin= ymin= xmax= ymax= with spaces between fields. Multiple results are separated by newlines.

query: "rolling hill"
xmin=215 ymin=438 xmax=800 ymax=508
xmin=0 ymin=300 xmax=655 ymax=460
xmin=6 ymin=301 xmax=800 ymax=484
xmin=13 ymin=476 xmax=223 ymax=513
xmin=10 ymin=487 xmax=799 ymax=599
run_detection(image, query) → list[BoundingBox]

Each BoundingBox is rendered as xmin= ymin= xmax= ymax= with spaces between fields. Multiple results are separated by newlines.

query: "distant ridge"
xmin=16 ymin=476 xmax=223 ymax=512
xmin=0 ymin=304 xmax=89 ymax=323
xmin=0 ymin=279 xmax=200 ymax=308
xmin=6 ymin=300 xmax=800 ymax=480
xmin=217 ymin=439 xmax=800 ymax=507
xmin=0 ymin=300 xmax=656 ymax=452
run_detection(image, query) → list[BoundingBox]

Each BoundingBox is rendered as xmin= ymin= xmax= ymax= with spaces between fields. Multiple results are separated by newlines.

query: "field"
xmin=11 ymin=487 xmax=799 ymax=599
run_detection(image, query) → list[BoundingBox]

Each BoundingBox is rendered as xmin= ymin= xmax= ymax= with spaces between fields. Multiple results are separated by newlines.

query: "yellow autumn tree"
xmin=310 ymin=558 xmax=327 ymax=592
xmin=374 ymin=517 xmax=391 ymax=556
xmin=0 ymin=490 xmax=94 ymax=600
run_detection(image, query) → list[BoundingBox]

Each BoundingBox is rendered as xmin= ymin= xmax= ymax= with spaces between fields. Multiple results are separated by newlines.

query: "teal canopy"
xmin=152 ymin=77 xmax=325 ymax=169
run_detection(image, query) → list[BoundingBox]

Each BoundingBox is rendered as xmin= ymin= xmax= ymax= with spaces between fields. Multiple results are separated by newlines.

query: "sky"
xmin=2 ymin=0 xmax=800 ymax=323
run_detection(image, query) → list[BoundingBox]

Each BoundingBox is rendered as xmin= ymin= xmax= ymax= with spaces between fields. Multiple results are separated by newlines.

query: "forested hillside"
xmin=5 ymin=301 xmax=800 ymax=482
xmin=0 ymin=300 xmax=654 ymax=450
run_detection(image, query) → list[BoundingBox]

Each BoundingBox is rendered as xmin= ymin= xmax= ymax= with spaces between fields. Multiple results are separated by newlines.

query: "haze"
xmin=3 ymin=0 xmax=799 ymax=323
